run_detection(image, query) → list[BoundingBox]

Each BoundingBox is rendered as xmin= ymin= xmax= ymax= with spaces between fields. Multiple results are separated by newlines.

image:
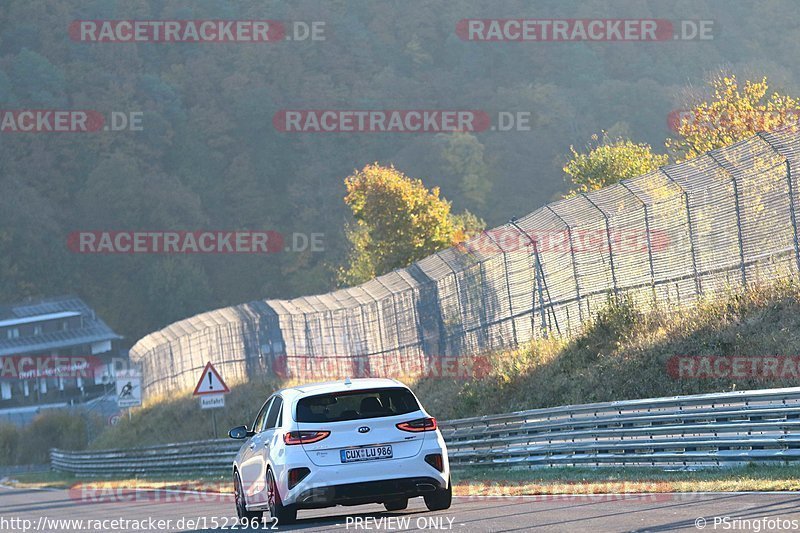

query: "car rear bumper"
xmin=293 ymin=476 xmax=444 ymax=508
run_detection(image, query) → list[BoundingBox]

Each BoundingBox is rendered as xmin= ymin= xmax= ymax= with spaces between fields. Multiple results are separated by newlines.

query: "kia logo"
xmin=358 ymin=426 xmax=370 ymax=433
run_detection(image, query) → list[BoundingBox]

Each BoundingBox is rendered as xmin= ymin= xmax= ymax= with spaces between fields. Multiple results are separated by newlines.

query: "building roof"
xmin=0 ymin=296 xmax=121 ymax=357
xmin=0 ymin=311 xmax=81 ymax=328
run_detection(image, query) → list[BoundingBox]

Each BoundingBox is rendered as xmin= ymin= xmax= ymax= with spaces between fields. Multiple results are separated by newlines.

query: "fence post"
xmin=483 ymin=230 xmax=518 ymax=346
xmin=619 ymin=181 xmax=657 ymax=303
xmin=545 ymin=206 xmax=583 ymax=324
xmin=509 ymin=221 xmax=544 ymax=337
xmin=661 ymin=168 xmax=702 ymax=297
xmin=301 ymin=312 xmax=312 ymax=376
xmin=327 ymin=309 xmax=340 ymax=359
xmin=708 ymin=152 xmax=747 ymax=288
xmin=756 ymin=133 xmax=800 ymax=274
xmin=462 ymin=242 xmax=489 ymax=350
xmin=375 ymin=278 xmax=404 ymax=360
xmin=435 ymin=256 xmax=467 ymax=351
xmin=357 ymin=299 xmax=370 ymax=359
xmin=532 ymin=242 xmax=547 ymax=338
xmin=783 ymin=161 xmax=800 ymax=274
xmin=510 ymin=220 xmax=558 ymax=338
xmin=581 ymin=193 xmax=619 ymax=297
xmin=361 ymin=285 xmax=385 ymax=357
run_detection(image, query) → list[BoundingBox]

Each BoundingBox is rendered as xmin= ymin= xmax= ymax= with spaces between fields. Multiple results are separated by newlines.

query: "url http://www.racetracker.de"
xmin=0 ymin=515 xmax=279 ymax=532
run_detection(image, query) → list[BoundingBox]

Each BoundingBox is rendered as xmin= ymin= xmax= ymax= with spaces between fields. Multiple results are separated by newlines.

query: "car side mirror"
xmin=228 ymin=425 xmax=253 ymax=439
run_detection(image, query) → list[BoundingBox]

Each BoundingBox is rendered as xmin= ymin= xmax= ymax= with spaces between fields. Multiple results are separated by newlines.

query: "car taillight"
xmin=396 ymin=417 xmax=437 ymax=432
xmin=425 ymin=453 xmax=444 ymax=472
xmin=283 ymin=430 xmax=330 ymax=445
xmin=288 ymin=467 xmax=311 ymax=489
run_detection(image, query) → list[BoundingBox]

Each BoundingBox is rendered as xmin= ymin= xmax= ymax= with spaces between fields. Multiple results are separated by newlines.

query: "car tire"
xmin=383 ymin=498 xmax=409 ymax=511
xmin=423 ymin=477 xmax=452 ymax=511
xmin=267 ymin=468 xmax=297 ymax=524
xmin=234 ymin=470 xmax=263 ymax=522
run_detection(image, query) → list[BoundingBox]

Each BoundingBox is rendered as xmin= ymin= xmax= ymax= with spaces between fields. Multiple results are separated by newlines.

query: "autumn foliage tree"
xmin=339 ymin=164 xmax=483 ymax=286
xmin=563 ymin=133 xmax=668 ymax=197
xmin=667 ymin=75 xmax=800 ymax=161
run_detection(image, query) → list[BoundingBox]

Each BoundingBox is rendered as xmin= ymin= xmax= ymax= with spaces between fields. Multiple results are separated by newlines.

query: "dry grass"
xmin=41 ymin=278 xmax=800 ymax=450
xmin=411 ymin=280 xmax=800 ymax=420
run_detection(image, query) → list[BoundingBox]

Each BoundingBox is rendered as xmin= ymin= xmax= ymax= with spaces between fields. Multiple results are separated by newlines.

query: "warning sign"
xmin=193 ymin=362 xmax=230 ymax=396
xmin=115 ymin=372 xmax=142 ymax=408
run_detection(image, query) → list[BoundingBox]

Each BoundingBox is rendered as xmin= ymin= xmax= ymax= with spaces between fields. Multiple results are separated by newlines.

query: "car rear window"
xmin=295 ymin=387 xmax=420 ymax=423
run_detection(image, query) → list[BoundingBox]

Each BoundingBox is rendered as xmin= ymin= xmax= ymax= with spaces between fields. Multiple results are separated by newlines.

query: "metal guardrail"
xmin=51 ymin=387 xmax=800 ymax=476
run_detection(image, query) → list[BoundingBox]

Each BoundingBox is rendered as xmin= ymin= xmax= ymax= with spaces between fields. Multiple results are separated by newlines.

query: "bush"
xmin=0 ymin=423 xmax=20 ymax=465
xmin=17 ymin=411 xmax=92 ymax=464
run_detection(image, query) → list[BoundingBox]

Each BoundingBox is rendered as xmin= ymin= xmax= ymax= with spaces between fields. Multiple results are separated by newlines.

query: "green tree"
xmin=438 ymin=132 xmax=492 ymax=209
xmin=339 ymin=164 xmax=482 ymax=286
xmin=667 ymin=74 xmax=800 ymax=161
xmin=563 ymin=133 xmax=669 ymax=197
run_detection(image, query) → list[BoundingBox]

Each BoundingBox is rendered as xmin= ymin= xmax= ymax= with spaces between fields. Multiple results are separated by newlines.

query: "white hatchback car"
xmin=228 ymin=378 xmax=451 ymax=524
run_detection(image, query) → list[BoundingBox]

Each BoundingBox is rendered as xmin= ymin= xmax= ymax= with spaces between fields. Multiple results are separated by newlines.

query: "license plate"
xmin=340 ymin=445 xmax=393 ymax=463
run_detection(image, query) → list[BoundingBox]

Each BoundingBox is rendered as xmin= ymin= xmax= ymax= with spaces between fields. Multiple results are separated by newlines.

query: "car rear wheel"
xmin=383 ymin=498 xmax=408 ymax=511
xmin=423 ymin=477 xmax=452 ymax=511
xmin=267 ymin=468 xmax=297 ymax=524
xmin=234 ymin=471 xmax=263 ymax=521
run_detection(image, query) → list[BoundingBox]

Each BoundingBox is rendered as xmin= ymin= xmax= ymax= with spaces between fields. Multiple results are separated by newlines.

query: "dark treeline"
xmin=0 ymin=0 xmax=796 ymax=341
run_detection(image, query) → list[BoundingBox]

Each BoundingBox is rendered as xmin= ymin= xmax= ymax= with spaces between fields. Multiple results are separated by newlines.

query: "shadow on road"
xmin=183 ymin=507 xmax=435 ymax=532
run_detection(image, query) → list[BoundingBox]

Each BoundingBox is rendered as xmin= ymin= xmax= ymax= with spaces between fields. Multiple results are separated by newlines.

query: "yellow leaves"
xmin=340 ymin=164 xmax=480 ymax=286
xmin=668 ymin=74 xmax=800 ymax=161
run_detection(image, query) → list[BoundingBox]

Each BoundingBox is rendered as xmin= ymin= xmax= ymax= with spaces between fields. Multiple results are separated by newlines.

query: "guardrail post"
xmin=661 ymin=168 xmax=702 ymax=297
xmin=708 ymin=152 xmax=747 ymax=287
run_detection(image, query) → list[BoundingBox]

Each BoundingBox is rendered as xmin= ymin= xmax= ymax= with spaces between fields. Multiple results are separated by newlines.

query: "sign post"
xmin=193 ymin=362 xmax=230 ymax=438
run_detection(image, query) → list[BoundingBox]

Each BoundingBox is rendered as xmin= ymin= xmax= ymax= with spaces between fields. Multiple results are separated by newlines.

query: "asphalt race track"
xmin=3 ymin=486 xmax=800 ymax=532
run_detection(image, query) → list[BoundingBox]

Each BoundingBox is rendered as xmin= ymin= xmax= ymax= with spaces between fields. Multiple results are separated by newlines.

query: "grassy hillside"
xmin=84 ymin=280 xmax=800 ymax=450
xmin=0 ymin=279 xmax=794 ymax=459
xmin=414 ymin=280 xmax=800 ymax=420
